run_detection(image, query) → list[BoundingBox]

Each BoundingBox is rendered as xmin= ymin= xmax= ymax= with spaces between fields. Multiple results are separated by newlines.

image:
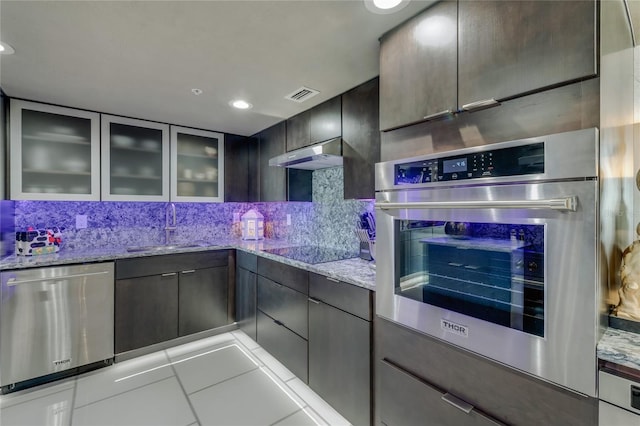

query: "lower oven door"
xmin=375 ymin=179 xmax=598 ymax=397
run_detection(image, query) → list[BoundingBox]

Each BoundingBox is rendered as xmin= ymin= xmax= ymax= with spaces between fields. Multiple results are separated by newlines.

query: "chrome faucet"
xmin=164 ymin=202 xmax=176 ymax=244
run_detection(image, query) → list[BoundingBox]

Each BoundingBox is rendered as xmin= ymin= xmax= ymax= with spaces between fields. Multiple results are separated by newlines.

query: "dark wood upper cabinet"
xmin=286 ymin=96 xmax=342 ymax=152
xmin=256 ymin=121 xmax=312 ymax=202
xmin=379 ymin=0 xmax=458 ymax=131
xmin=458 ymin=0 xmax=597 ymax=107
xmin=380 ymin=0 xmax=597 ymax=131
xmin=342 ymin=77 xmax=380 ymax=200
xmin=257 ymin=122 xmax=287 ymax=202
xmin=258 ymin=79 xmax=378 ymax=201
xmin=224 ymin=133 xmax=258 ymax=202
xmin=309 ymin=96 xmax=341 ymax=144
xmin=286 ymin=110 xmax=311 ymax=152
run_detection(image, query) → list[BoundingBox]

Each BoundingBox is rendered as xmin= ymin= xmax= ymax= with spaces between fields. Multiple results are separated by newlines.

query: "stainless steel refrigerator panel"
xmin=0 ymin=263 xmax=115 ymax=386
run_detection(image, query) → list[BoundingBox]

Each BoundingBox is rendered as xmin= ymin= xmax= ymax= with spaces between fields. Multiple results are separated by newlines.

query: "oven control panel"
xmin=395 ymin=142 xmax=544 ymax=185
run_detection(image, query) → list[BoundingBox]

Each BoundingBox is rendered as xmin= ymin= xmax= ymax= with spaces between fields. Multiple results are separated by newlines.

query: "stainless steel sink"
xmin=126 ymin=244 xmax=204 ymax=253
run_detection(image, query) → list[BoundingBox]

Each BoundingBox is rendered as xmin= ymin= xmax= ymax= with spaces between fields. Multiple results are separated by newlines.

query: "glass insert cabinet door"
xmin=397 ymin=220 xmax=544 ymax=338
xmin=101 ymin=115 xmax=169 ymax=201
xmin=10 ymin=100 xmax=100 ymax=200
xmin=170 ymin=126 xmax=224 ymax=202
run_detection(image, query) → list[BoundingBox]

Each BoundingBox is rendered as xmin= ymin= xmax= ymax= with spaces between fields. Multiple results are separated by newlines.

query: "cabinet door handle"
xmin=423 ymin=109 xmax=453 ymax=121
xmin=161 ymin=272 xmax=177 ymax=277
xmin=274 ymin=319 xmax=284 ymax=326
xmin=326 ymin=276 xmax=340 ymax=283
xmin=308 ymin=297 xmax=321 ymax=304
xmin=441 ymin=393 xmax=474 ymax=414
xmin=181 ymin=270 xmax=196 ymax=274
xmin=461 ymin=99 xmax=499 ymax=112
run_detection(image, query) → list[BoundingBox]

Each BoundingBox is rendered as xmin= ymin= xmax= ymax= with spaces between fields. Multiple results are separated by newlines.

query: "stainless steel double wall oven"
xmin=375 ymin=128 xmax=599 ymax=396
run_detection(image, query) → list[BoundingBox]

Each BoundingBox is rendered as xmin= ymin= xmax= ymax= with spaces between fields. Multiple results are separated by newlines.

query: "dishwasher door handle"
xmin=6 ymin=271 xmax=111 ymax=286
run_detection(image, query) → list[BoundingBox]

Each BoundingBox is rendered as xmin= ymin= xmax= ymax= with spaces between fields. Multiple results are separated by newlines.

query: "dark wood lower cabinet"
xmin=257 ymin=310 xmax=308 ymax=382
xmin=257 ymin=276 xmax=308 ymax=339
xmin=255 ymin=260 xmax=309 ymax=382
xmin=376 ymin=317 xmax=598 ymax=426
xmin=178 ymin=266 xmax=228 ymax=336
xmin=235 ymin=266 xmax=257 ymax=341
xmin=309 ymin=299 xmax=371 ymax=426
xmin=379 ymin=359 xmax=503 ymax=426
xmin=115 ymin=250 xmax=230 ymax=354
xmin=115 ymin=273 xmax=179 ymax=353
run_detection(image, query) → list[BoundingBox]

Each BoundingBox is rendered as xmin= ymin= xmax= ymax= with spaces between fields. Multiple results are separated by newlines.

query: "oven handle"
xmin=375 ymin=196 xmax=577 ymax=212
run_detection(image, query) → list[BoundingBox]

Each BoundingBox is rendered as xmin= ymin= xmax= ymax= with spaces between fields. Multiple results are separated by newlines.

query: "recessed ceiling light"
xmin=364 ymin=0 xmax=409 ymax=14
xmin=230 ymin=100 xmax=252 ymax=110
xmin=0 ymin=42 xmax=15 ymax=55
xmin=373 ymin=0 xmax=402 ymax=9
xmin=191 ymin=88 xmax=203 ymax=95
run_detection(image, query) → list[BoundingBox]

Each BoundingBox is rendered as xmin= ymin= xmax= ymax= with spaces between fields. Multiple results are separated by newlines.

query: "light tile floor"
xmin=0 ymin=330 xmax=351 ymax=426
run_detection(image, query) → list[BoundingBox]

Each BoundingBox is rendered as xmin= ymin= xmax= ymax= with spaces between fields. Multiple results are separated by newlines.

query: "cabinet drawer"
xmin=379 ymin=359 xmax=503 ymax=426
xmin=257 ymin=310 xmax=308 ymax=383
xmin=599 ymin=370 xmax=640 ymax=415
xmin=376 ymin=318 xmax=597 ymax=425
xmin=257 ymin=257 xmax=308 ymax=294
xmin=237 ymin=250 xmax=257 ymax=273
xmin=309 ymin=272 xmax=372 ymax=321
xmin=257 ymin=276 xmax=308 ymax=339
xmin=116 ymin=250 xmax=228 ymax=279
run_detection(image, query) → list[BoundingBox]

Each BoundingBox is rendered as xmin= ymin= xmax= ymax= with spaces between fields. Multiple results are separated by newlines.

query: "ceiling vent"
xmin=284 ymin=86 xmax=320 ymax=103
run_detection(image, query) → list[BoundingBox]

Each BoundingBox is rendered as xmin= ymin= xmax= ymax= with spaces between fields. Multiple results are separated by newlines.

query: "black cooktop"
xmin=262 ymin=246 xmax=357 ymax=265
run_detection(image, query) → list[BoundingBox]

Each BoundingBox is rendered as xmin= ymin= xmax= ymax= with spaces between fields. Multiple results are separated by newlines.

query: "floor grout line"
xmin=186 ymin=365 xmax=259 ymax=396
xmin=268 ymin=408 xmax=305 ymax=426
xmin=281 ymin=381 xmax=332 ymax=426
xmin=72 ymin=375 xmax=174 ymax=410
xmin=168 ymin=359 xmax=202 ymax=426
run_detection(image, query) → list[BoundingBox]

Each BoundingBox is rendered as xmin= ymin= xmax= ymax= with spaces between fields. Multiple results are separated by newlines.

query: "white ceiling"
xmin=0 ymin=0 xmax=433 ymax=137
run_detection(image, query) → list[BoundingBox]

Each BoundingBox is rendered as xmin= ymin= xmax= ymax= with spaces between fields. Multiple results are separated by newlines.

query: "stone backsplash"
xmin=311 ymin=167 xmax=373 ymax=252
xmin=12 ymin=167 xmax=374 ymax=253
xmin=14 ymin=201 xmax=314 ymax=251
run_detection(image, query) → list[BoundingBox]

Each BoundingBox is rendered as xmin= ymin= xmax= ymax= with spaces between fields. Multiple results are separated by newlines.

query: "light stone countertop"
xmin=598 ymin=327 xmax=640 ymax=371
xmin=0 ymin=238 xmax=376 ymax=291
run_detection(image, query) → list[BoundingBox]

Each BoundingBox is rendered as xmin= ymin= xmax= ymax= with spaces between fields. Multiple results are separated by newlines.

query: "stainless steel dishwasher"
xmin=0 ymin=262 xmax=114 ymax=390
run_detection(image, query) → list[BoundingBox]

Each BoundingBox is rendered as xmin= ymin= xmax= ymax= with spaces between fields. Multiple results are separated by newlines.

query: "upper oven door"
xmin=375 ymin=179 xmax=598 ymax=397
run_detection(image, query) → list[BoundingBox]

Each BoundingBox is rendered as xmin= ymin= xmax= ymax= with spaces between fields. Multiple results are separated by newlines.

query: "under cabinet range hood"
xmin=269 ymin=137 xmax=343 ymax=170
